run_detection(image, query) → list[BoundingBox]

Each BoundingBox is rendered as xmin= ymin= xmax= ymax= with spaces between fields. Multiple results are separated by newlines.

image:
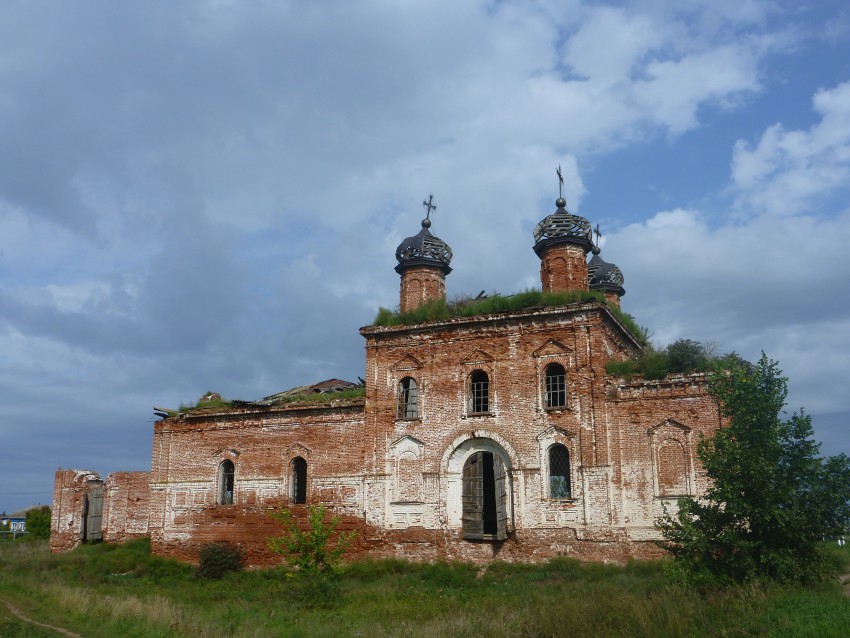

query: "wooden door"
xmin=85 ymin=480 xmax=104 ymax=541
xmin=462 ymin=452 xmax=484 ymax=540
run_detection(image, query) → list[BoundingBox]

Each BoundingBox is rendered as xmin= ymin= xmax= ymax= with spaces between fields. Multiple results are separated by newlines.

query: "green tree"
xmin=659 ymin=354 xmax=850 ymax=584
xmin=25 ymin=505 xmax=51 ymax=540
xmin=268 ymin=504 xmax=356 ymax=573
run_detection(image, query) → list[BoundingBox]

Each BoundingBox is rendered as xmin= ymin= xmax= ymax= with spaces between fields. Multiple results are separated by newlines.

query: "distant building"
xmin=52 ymin=186 xmax=721 ymax=564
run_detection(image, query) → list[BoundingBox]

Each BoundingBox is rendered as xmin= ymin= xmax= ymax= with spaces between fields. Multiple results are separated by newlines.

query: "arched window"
xmin=468 ymin=370 xmax=490 ymax=414
xmin=397 ymin=377 xmax=419 ymax=419
xmin=291 ymin=457 xmax=307 ymax=504
xmin=548 ymin=444 xmax=571 ymax=499
xmin=544 ymin=363 xmax=567 ymax=408
xmin=218 ymin=460 xmax=235 ymax=505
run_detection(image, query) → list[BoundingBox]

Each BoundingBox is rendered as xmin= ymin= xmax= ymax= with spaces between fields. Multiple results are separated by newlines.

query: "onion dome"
xmin=533 ymin=198 xmax=594 ymax=257
xmin=395 ymin=217 xmax=453 ymax=275
xmin=587 ymin=246 xmax=625 ymax=297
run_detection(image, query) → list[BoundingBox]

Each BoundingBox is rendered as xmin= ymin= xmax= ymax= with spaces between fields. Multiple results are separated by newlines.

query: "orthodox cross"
xmin=556 ymin=165 xmax=564 ymax=198
xmin=422 ymin=193 xmax=437 ymax=220
xmin=594 ymin=224 xmax=602 ymax=247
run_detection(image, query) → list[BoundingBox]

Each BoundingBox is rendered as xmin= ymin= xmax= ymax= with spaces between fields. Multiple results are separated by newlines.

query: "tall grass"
xmin=1 ymin=540 xmax=848 ymax=637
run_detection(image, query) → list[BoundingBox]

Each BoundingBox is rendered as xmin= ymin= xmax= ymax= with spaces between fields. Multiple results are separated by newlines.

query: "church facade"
xmin=52 ymin=191 xmax=721 ymax=565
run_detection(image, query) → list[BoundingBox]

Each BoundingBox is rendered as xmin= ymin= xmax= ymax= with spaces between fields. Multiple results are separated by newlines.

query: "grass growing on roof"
xmin=373 ymin=289 xmax=650 ymax=346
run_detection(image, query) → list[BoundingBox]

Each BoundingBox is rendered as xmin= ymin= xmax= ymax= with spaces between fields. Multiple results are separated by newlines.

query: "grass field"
xmin=1 ymin=539 xmax=848 ymax=637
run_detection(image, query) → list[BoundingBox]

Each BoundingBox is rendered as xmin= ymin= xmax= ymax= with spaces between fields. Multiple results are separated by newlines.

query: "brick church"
xmin=51 ymin=188 xmax=721 ymax=565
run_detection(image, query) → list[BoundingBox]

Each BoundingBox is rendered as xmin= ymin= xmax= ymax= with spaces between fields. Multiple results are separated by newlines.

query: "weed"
xmin=196 ymin=542 xmax=243 ymax=579
xmin=268 ymin=504 xmax=356 ymax=573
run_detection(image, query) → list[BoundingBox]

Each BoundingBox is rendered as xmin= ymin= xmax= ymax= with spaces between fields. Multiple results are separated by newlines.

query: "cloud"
xmin=0 ymin=0 xmax=847 ymax=514
xmin=731 ymin=80 xmax=850 ymax=216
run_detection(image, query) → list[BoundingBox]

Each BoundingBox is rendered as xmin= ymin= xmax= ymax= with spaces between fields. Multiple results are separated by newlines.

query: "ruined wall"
xmin=148 ymin=402 xmax=366 ymax=565
xmin=50 ymin=469 xmax=101 ymax=553
xmin=103 ymin=471 xmax=151 ymax=543
xmin=606 ymin=374 xmax=722 ymax=539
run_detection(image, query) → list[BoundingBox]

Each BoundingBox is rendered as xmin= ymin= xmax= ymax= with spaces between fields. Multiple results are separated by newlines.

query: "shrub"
xmin=268 ymin=504 xmax=356 ymax=573
xmin=25 ymin=505 xmax=51 ymax=540
xmin=658 ymin=354 xmax=850 ymax=585
xmin=196 ymin=542 xmax=243 ymax=579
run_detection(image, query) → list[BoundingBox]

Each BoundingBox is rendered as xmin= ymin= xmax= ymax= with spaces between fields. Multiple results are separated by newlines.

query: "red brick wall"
xmin=539 ymin=244 xmax=589 ymax=293
xmin=50 ymin=469 xmax=101 ymax=553
xmin=142 ymin=302 xmax=722 ymax=567
xmin=398 ymin=265 xmax=447 ymax=313
xmin=103 ymin=471 xmax=151 ymax=543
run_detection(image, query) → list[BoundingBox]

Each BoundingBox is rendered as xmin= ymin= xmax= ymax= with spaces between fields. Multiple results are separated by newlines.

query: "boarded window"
xmin=548 ymin=444 xmax=571 ymax=498
xmin=468 ymin=370 xmax=490 ymax=414
xmin=545 ymin=363 xmax=567 ymax=408
xmin=291 ymin=457 xmax=307 ymax=504
xmin=462 ymin=451 xmax=507 ymax=541
xmin=657 ymin=440 xmax=688 ymax=496
xmin=397 ymin=377 xmax=419 ymax=419
xmin=218 ymin=460 xmax=235 ymax=505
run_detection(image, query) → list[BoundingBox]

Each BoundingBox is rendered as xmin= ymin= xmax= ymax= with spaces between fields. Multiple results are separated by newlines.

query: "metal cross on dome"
xmin=594 ymin=223 xmax=602 ymax=247
xmin=422 ymin=193 xmax=437 ymax=220
xmin=556 ymin=165 xmax=564 ymax=199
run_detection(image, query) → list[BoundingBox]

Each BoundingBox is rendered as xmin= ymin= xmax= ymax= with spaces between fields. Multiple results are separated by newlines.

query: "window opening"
xmin=549 ymin=444 xmax=571 ymax=499
xmin=397 ymin=377 xmax=419 ymax=419
xmin=545 ymin=363 xmax=567 ymax=408
xmin=469 ymin=370 xmax=489 ymax=414
xmin=218 ymin=460 xmax=235 ymax=505
xmin=291 ymin=457 xmax=307 ymax=504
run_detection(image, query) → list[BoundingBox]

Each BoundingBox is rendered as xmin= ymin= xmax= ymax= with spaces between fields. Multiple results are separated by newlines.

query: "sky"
xmin=1 ymin=0 xmax=849 ymax=515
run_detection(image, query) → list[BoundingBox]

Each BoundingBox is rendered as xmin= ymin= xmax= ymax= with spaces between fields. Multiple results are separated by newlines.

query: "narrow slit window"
xmin=469 ymin=370 xmax=489 ymax=414
xmin=545 ymin=363 xmax=567 ymax=408
xmin=218 ymin=460 xmax=235 ymax=505
xmin=549 ymin=444 xmax=571 ymax=499
xmin=291 ymin=457 xmax=307 ymax=504
xmin=397 ymin=377 xmax=419 ymax=419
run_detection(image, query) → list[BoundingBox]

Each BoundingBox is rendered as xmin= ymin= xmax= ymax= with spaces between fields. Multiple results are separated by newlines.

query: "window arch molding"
xmin=647 ymin=419 xmax=694 ymax=498
xmin=536 ymin=426 xmax=579 ymax=500
xmin=531 ymin=339 xmax=573 ymax=412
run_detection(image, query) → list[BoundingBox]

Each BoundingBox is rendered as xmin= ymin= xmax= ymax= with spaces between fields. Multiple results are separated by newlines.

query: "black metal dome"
xmin=533 ymin=198 xmax=594 ymax=257
xmin=395 ymin=217 xmax=453 ymax=275
xmin=588 ymin=247 xmax=625 ymax=297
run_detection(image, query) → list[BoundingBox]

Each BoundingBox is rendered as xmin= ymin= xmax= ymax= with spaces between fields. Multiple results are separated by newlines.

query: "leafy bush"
xmin=268 ymin=504 xmax=356 ymax=573
xmin=658 ymin=354 xmax=850 ymax=585
xmin=25 ymin=505 xmax=51 ymax=540
xmin=196 ymin=542 xmax=243 ymax=579
xmin=607 ymin=339 xmax=737 ymax=380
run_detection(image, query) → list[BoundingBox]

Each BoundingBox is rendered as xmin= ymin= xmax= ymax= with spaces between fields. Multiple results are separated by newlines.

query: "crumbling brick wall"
xmin=50 ymin=469 xmax=101 ymax=553
xmin=103 ymin=471 xmax=151 ymax=543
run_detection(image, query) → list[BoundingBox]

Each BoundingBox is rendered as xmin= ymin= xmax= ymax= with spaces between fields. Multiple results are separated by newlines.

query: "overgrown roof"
xmin=368 ymin=289 xmax=648 ymax=346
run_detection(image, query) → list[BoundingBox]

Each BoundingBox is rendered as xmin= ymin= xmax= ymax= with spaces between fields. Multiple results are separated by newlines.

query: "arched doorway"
xmin=461 ymin=450 xmax=508 ymax=541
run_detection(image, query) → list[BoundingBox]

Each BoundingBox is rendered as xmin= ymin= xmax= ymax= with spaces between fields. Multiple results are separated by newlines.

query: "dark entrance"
xmin=462 ymin=451 xmax=508 ymax=541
